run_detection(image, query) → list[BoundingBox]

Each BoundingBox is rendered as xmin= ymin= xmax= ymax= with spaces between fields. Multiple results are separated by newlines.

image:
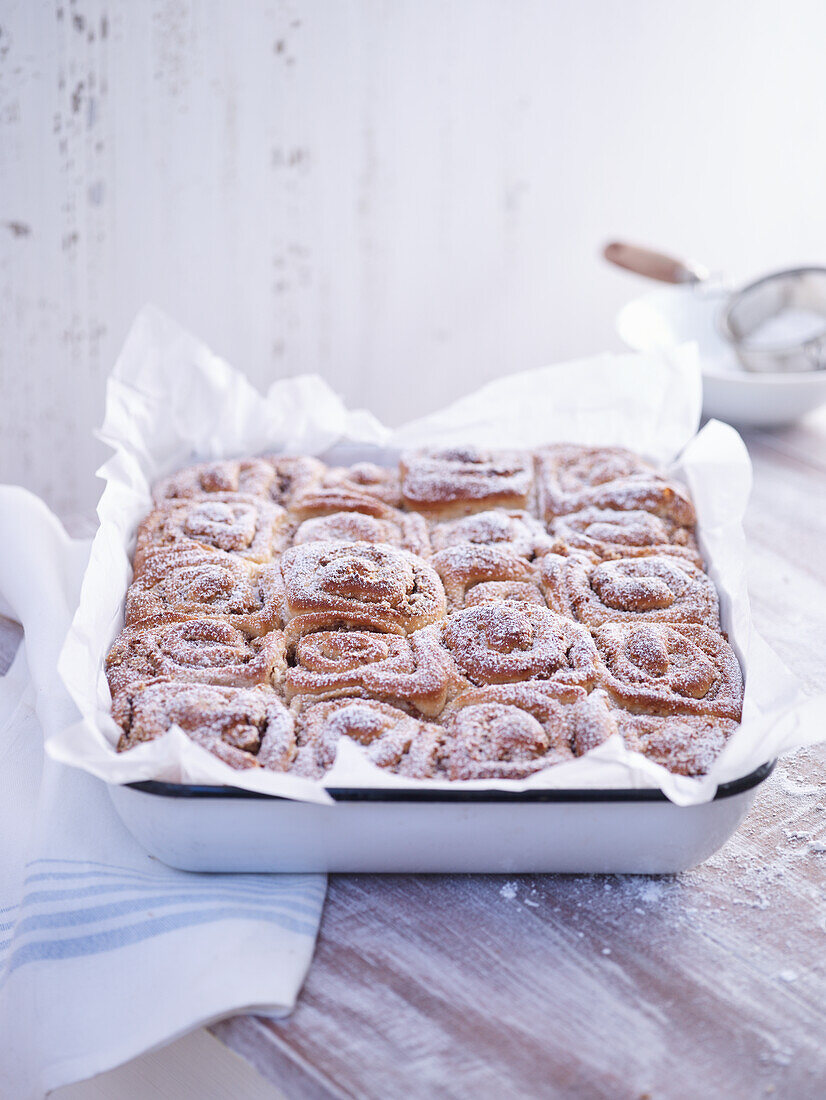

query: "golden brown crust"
xmin=291 ymin=697 xmax=440 ymax=779
xmin=429 ymin=509 xmax=553 ymax=560
xmin=320 ymin=462 xmax=403 ymax=507
xmin=134 ymin=493 xmax=290 ymax=570
xmin=125 ymin=547 xmax=284 ymax=637
xmin=153 ymin=458 xmax=279 ymax=503
xmin=430 ymin=544 xmax=542 ymax=611
xmin=593 ymin=622 xmax=743 ymax=720
xmin=106 ymin=619 xmax=287 ymax=697
xmin=535 ymin=444 xmax=695 ymax=526
xmin=260 ymin=455 xmax=328 ymax=506
xmin=440 ymin=603 xmax=599 ymax=689
xmin=113 ymin=681 xmax=296 ymax=770
xmin=615 ymin=711 xmax=736 ymax=776
xmin=279 ymin=540 xmax=446 ymax=637
xmin=400 ymin=447 xmax=534 ymax=518
xmin=550 ymin=506 xmax=702 ymax=565
xmin=113 ymin=447 xmax=742 ymax=778
xmin=285 ymin=625 xmax=460 ymax=717
xmin=291 ymin=508 xmax=429 ymax=557
xmin=541 ymin=553 xmax=720 ymax=629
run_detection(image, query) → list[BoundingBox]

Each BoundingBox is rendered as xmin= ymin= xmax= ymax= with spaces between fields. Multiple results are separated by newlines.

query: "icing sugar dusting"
xmin=111 ymin=447 xmax=741 ymax=780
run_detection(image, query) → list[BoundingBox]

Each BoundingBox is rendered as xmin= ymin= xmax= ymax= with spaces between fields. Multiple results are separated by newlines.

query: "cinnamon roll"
xmin=616 ymin=711 xmax=737 ymax=776
xmin=261 ymin=455 xmax=327 ymax=506
xmin=535 ymin=444 xmax=695 ymax=525
xmin=541 ymin=553 xmax=719 ymax=629
xmin=134 ymin=493 xmax=290 ymax=569
xmin=291 ymin=697 xmax=440 ymax=779
xmin=550 ymin=506 xmax=701 ymax=565
xmin=400 ymin=447 xmax=534 ymax=518
xmin=593 ymin=622 xmax=743 ymax=720
xmin=464 ymin=581 xmax=547 ymax=608
xmin=431 ymin=544 xmax=542 ymax=610
xmin=429 ymin=508 xmax=553 ymax=561
xmin=292 ymin=508 xmax=429 ymax=557
xmin=279 ymin=540 xmax=446 ymax=637
xmin=440 ymin=603 xmax=598 ymax=689
xmin=564 ymin=684 xmax=737 ymax=775
xmin=285 ymin=626 xmax=459 ymax=717
xmin=289 ymin=473 xmax=398 ymax=521
xmin=106 ymin=619 xmax=287 ymax=697
xmin=320 ymin=462 xmax=403 ymax=507
xmin=153 ymin=458 xmax=278 ymax=503
xmin=438 ymin=683 xmax=579 ymax=779
xmin=113 ymin=681 xmax=296 ymax=771
xmin=126 ymin=547 xmax=284 ymax=637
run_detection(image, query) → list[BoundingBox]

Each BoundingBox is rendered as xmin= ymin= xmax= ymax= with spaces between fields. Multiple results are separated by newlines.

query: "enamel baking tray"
xmin=102 ymin=436 xmax=761 ymax=875
xmin=108 ymin=762 xmax=774 ymax=874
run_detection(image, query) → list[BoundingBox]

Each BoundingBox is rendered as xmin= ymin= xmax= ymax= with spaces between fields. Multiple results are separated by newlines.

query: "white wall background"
xmin=2 ymin=0 xmax=826 ymax=516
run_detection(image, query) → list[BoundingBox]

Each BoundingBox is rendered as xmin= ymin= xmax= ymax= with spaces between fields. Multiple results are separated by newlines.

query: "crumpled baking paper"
xmin=49 ymin=305 xmax=826 ymax=806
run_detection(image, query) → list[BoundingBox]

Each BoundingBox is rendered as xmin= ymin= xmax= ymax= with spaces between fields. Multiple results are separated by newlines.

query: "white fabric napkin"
xmin=0 ymin=487 xmax=327 ymax=1099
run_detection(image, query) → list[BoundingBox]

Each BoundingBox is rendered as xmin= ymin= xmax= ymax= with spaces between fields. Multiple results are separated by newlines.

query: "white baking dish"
xmin=57 ymin=315 xmax=816 ymax=875
xmin=104 ymin=448 xmax=762 ymax=875
xmin=101 ymin=439 xmax=763 ymax=874
xmin=108 ymin=763 xmax=773 ymax=874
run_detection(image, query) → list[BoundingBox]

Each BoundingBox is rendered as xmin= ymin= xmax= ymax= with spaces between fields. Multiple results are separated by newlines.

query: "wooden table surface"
xmin=210 ymin=417 xmax=826 ymax=1100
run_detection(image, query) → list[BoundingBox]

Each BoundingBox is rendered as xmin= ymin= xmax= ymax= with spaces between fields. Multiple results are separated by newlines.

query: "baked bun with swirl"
xmin=594 ymin=622 xmax=743 ymax=720
xmin=615 ymin=711 xmax=737 ymax=776
xmin=550 ymin=506 xmax=701 ymax=565
xmin=429 ymin=509 xmax=553 ymax=561
xmin=279 ymin=540 xmax=446 ymax=638
xmin=541 ymin=553 xmax=720 ymax=629
xmin=153 ymin=457 xmax=280 ymax=503
xmin=442 ymin=682 xmax=620 ymax=772
xmin=438 ymin=681 xmax=595 ymax=779
xmin=126 ymin=547 xmax=284 ymax=637
xmin=106 ymin=619 xmax=287 ymax=697
xmin=134 ymin=493 xmax=290 ymax=570
xmin=113 ymin=681 xmax=296 ymax=770
xmin=260 ymin=455 xmax=327 ymax=505
xmin=518 ymin=683 xmax=735 ymax=775
xmin=285 ymin=626 xmax=460 ymax=716
xmin=319 ymin=462 xmax=403 ymax=507
xmin=291 ymin=697 xmax=440 ymax=779
xmin=535 ymin=444 xmax=695 ymax=526
xmin=438 ymin=703 xmax=560 ymax=779
xmin=400 ymin=447 xmax=534 ymax=518
xmin=440 ymin=603 xmax=598 ymax=689
xmin=431 ymin=544 xmax=542 ymax=611
xmin=292 ymin=508 xmax=429 ymax=557
xmin=463 ymin=581 xmax=547 ymax=609
xmin=289 ymin=466 xmax=402 ymax=520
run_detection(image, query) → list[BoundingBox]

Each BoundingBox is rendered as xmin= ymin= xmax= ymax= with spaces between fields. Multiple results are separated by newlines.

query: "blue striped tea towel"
xmin=0 ymin=489 xmax=326 ymax=1098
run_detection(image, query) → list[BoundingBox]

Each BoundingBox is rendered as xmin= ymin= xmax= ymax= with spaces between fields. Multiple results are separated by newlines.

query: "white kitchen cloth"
xmin=0 ymin=487 xmax=327 ymax=1099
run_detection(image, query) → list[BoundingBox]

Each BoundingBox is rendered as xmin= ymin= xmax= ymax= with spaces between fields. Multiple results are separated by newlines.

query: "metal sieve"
xmin=604 ymin=242 xmax=826 ymax=374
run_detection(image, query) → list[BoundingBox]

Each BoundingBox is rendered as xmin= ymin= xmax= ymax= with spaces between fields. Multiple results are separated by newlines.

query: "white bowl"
xmin=616 ymin=285 xmax=826 ymax=426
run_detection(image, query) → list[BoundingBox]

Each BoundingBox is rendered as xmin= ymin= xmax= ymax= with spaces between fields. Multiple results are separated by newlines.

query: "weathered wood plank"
xmin=214 ymin=747 xmax=826 ymax=1100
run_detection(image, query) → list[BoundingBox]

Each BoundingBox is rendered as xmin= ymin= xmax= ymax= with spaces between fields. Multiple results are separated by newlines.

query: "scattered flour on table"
xmin=499 ymin=881 xmax=517 ymax=900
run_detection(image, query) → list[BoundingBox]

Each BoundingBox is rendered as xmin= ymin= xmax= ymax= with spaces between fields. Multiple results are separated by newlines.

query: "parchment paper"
xmin=50 ymin=306 xmax=826 ymax=806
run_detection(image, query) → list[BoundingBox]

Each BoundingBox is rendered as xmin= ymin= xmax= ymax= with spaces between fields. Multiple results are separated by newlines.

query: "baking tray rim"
xmin=121 ymin=759 xmax=775 ymax=804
